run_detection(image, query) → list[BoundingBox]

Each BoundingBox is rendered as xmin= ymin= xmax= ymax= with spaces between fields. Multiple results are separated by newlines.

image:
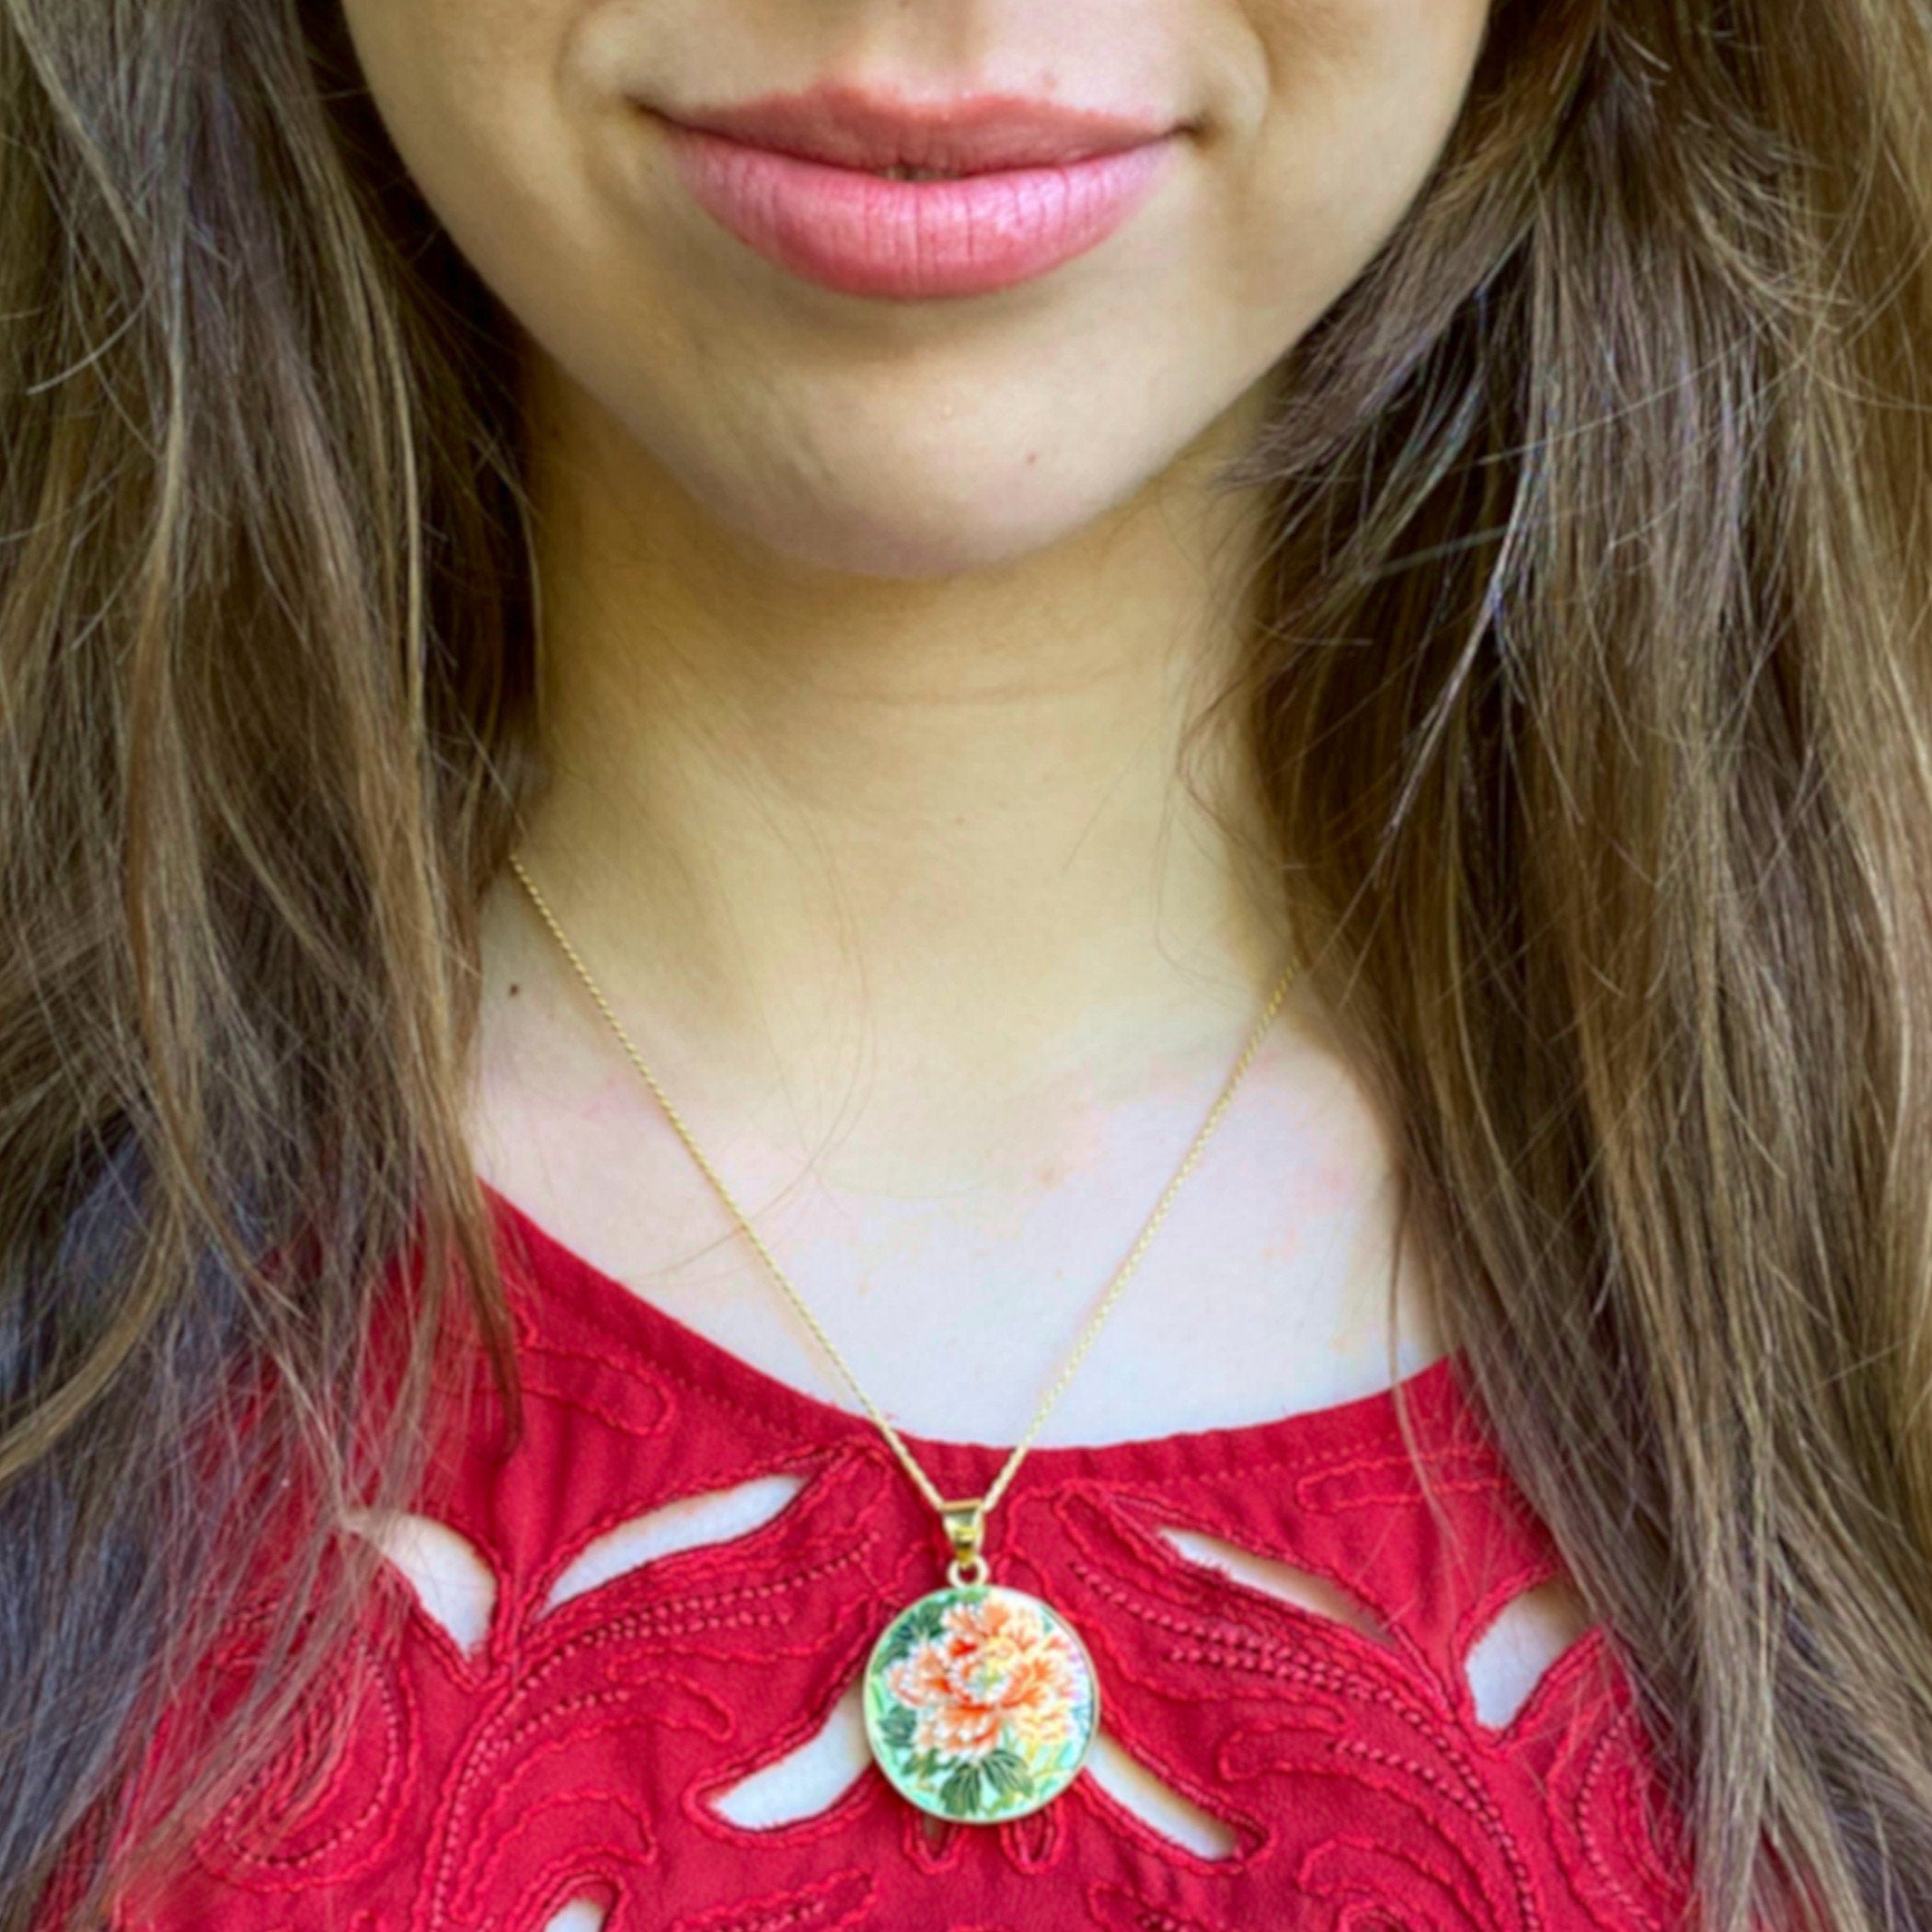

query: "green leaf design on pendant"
xmin=982 ymin=1747 xmax=1033 ymax=1800
xmin=939 ymin=1759 xmax=983 ymax=1815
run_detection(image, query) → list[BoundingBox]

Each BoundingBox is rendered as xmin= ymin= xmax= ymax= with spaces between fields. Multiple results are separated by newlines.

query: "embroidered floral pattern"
xmin=864 ymin=1585 xmax=1098 ymax=1822
xmin=52 ymin=1192 xmax=1725 ymax=1932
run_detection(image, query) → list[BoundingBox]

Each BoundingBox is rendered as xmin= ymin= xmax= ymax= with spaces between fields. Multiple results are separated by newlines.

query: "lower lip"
xmin=658 ymin=120 xmax=1176 ymax=301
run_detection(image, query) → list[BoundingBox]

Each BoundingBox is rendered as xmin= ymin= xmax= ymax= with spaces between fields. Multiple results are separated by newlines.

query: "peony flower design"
xmin=863 ymin=1583 xmax=1099 ymax=1823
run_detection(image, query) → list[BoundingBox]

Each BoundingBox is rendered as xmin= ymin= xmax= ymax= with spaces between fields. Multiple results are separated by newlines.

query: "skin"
xmin=337 ymin=0 xmax=1493 ymax=1446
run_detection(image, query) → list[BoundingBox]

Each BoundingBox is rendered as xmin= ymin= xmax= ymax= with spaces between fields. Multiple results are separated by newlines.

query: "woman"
xmin=4 ymin=0 xmax=1931 ymax=1926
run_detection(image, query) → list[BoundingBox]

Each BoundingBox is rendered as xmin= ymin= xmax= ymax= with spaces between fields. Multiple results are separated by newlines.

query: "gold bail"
xmin=938 ymin=1496 xmax=988 ymax=1587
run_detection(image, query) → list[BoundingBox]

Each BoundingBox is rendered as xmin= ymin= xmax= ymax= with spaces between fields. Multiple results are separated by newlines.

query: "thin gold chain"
xmin=508 ymin=850 xmax=1299 ymax=1542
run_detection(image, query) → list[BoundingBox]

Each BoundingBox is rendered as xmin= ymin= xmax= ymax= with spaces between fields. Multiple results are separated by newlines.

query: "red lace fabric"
xmin=87 ymin=1183 xmax=1700 ymax=1931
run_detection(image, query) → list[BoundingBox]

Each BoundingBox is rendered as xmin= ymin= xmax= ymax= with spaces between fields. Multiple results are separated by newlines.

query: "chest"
xmin=464 ymin=1044 xmax=1447 ymax=1448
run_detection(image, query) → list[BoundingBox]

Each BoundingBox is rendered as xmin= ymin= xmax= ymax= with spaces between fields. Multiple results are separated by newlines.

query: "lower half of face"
xmin=338 ymin=0 xmax=1490 ymax=579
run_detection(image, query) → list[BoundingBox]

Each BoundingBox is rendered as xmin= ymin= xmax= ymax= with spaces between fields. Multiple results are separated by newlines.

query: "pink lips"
xmin=651 ymin=84 xmax=1181 ymax=301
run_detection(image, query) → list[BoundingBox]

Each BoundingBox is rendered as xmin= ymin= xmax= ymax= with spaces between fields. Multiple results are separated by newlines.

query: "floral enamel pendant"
xmin=862 ymin=1581 xmax=1100 ymax=1823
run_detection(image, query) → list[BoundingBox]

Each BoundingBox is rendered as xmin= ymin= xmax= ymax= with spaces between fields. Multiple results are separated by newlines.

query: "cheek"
xmin=1217 ymin=0 xmax=1490 ymax=313
xmin=339 ymin=0 xmax=549 ymax=110
xmin=335 ymin=0 xmax=589 ymax=264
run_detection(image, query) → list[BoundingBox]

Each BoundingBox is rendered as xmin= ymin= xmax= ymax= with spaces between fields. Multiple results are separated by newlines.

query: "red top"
xmin=90 ymin=1183 xmax=1699 ymax=1932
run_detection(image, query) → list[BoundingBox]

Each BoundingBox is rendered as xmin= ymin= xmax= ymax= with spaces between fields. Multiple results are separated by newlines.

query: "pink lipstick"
xmin=650 ymin=84 xmax=1182 ymax=301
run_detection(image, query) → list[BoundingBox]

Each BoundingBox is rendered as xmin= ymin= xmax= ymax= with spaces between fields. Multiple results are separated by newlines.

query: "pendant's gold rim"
xmin=861 ymin=1580 xmax=1101 ymax=1825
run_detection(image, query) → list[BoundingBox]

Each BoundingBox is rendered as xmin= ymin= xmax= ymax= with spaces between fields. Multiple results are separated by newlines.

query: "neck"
xmin=507 ymin=360 xmax=1293 ymax=1156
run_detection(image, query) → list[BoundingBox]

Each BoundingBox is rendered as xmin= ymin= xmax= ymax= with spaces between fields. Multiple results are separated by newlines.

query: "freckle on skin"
xmin=509 ymin=983 xmax=520 ymax=996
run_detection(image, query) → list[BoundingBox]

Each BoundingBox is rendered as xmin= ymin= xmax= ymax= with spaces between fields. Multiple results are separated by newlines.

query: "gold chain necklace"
xmin=508 ymin=851 xmax=1299 ymax=1826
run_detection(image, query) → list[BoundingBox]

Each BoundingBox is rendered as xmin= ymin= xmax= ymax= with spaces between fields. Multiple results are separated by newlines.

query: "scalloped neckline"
xmin=480 ymin=1177 xmax=1470 ymax=1488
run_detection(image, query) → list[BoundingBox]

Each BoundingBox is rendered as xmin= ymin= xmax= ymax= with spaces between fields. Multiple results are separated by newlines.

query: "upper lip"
xmin=653 ymin=82 xmax=1180 ymax=175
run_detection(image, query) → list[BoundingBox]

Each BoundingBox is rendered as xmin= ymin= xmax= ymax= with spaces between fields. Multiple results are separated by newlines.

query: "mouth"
xmin=650 ymin=79 xmax=1185 ymax=177
xmin=646 ymin=82 xmax=1187 ymax=302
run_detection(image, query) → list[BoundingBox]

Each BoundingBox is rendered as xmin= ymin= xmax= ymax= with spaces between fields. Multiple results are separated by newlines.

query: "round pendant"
xmin=862 ymin=1581 xmax=1100 ymax=1823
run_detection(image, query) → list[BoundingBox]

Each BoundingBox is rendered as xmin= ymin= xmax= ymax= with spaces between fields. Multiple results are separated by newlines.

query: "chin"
xmin=685 ymin=457 xmax=1136 ymax=583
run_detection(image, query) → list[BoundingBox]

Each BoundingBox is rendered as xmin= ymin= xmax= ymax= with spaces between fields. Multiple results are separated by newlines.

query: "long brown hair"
xmin=4 ymin=0 xmax=1930 ymax=1926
